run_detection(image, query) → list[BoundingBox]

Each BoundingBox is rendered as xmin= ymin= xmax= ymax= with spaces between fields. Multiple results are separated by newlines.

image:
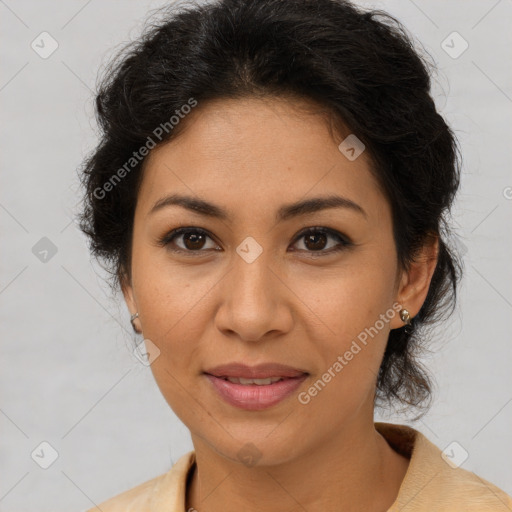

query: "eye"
xmin=290 ymin=227 xmax=351 ymax=256
xmin=156 ymin=226 xmax=352 ymax=256
xmin=156 ymin=227 xmax=219 ymax=253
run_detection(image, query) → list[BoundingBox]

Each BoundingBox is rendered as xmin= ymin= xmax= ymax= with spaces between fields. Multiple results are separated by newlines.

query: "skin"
xmin=122 ymin=96 xmax=439 ymax=512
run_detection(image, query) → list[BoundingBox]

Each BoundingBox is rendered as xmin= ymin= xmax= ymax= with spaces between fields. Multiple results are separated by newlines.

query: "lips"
xmin=203 ymin=362 xmax=309 ymax=410
xmin=203 ymin=362 xmax=308 ymax=380
xmin=204 ymin=373 xmax=308 ymax=410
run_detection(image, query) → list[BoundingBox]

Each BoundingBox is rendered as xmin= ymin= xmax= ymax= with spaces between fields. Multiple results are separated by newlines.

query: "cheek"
xmin=295 ymin=311 xmax=391 ymax=429
xmin=133 ymin=246 xmax=211 ymax=336
xmin=296 ymin=266 xmax=395 ymax=403
xmin=299 ymin=259 xmax=394 ymax=341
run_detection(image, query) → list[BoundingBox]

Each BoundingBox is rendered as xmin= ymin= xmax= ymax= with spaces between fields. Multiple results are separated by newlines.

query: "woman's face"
xmin=122 ymin=96 xmax=415 ymax=465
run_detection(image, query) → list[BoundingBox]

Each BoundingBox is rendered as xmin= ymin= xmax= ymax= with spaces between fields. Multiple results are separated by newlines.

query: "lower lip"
xmin=204 ymin=373 xmax=308 ymax=410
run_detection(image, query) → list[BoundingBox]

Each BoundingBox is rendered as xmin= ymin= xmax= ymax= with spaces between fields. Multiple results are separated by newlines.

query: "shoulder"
xmin=85 ymin=451 xmax=196 ymax=512
xmin=376 ymin=422 xmax=512 ymax=511
xmin=422 ymin=454 xmax=512 ymax=511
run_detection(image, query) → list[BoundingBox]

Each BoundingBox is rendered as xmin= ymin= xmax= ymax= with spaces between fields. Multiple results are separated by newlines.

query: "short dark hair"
xmin=77 ymin=0 xmax=463 ymax=417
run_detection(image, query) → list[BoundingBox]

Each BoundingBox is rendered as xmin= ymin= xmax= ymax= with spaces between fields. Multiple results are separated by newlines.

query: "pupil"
xmin=185 ymin=233 xmax=205 ymax=250
xmin=305 ymin=233 xmax=326 ymax=251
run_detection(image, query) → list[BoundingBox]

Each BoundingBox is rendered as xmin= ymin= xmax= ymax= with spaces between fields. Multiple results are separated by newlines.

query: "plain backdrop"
xmin=1 ymin=0 xmax=511 ymax=510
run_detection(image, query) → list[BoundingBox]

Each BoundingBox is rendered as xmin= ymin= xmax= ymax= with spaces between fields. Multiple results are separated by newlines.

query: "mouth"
xmin=203 ymin=361 xmax=309 ymax=380
xmin=203 ymin=371 xmax=309 ymax=411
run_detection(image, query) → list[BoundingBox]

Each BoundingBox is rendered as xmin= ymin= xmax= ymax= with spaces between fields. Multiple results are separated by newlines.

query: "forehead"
xmin=136 ymin=97 xmax=388 ymax=224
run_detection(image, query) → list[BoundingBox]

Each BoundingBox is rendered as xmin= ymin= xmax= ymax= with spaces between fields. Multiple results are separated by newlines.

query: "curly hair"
xmin=77 ymin=0 xmax=463 ymax=417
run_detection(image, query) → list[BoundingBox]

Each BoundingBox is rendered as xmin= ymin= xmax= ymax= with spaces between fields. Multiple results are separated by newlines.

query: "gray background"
xmin=1 ymin=0 xmax=511 ymax=510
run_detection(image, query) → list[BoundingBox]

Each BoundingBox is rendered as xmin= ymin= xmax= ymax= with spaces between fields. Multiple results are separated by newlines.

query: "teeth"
xmin=224 ymin=376 xmax=284 ymax=385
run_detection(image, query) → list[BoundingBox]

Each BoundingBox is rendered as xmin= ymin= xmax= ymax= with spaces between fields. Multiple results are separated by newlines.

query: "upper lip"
xmin=204 ymin=362 xmax=309 ymax=379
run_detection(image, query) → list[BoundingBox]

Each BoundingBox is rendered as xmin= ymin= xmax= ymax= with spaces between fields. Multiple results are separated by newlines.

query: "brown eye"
xmin=157 ymin=226 xmax=351 ymax=257
xmin=182 ymin=231 xmax=207 ymax=250
xmin=157 ymin=227 xmax=219 ymax=253
xmin=303 ymin=231 xmax=328 ymax=251
xmin=290 ymin=227 xmax=350 ymax=256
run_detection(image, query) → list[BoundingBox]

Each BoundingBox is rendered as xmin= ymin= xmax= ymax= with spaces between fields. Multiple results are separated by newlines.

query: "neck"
xmin=186 ymin=419 xmax=409 ymax=512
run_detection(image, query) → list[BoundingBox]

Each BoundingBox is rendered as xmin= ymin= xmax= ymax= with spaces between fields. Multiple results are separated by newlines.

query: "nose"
xmin=214 ymin=248 xmax=294 ymax=342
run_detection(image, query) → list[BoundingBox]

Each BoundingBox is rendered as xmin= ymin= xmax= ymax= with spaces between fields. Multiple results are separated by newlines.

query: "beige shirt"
xmin=87 ymin=422 xmax=512 ymax=511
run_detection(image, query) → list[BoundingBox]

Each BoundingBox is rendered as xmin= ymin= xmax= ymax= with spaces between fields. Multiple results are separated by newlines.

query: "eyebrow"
xmin=148 ymin=193 xmax=367 ymax=222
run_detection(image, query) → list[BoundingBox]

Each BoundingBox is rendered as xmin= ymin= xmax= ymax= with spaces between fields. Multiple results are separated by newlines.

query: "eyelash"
xmin=156 ymin=226 xmax=352 ymax=257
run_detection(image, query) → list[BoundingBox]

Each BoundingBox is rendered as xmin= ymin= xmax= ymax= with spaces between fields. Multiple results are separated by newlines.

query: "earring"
xmin=399 ymin=308 xmax=412 ymax=326
xmin=130 ymin=312 xmax=140 ymax=333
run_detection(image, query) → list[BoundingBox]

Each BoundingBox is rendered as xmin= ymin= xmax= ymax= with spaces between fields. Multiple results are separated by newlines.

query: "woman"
xmin=77 ymin=0 xmax=512 ymax=510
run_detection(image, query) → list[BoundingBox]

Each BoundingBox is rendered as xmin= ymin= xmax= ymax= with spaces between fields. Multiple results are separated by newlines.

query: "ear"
xmin=390 ymin=233 xmax=439 ymax=330
xmin=120 ymin=271 xmax=140 ymax=332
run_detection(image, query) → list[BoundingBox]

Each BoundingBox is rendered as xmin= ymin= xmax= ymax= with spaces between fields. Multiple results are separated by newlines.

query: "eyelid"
xmin=291 ymin=226 xmax=351 ymax=246
xmin=156 ymin=227 xmax=219 ymax=251
xmin=157 ymin=225 xmax=352 ymax=254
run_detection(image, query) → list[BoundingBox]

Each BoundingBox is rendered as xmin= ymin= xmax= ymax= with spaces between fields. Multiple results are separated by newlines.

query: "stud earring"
xmin=130 ymin=312 xmax=140 ymax=333
xmin=399 ymin=308 xmax=411 ymax=326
